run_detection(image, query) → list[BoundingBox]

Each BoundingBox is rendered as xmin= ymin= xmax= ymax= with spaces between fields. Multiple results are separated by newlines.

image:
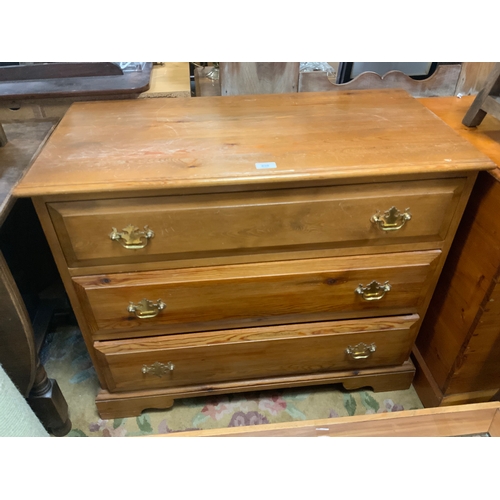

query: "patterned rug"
xmin=41 ymin=325 xmax=424 ymax=437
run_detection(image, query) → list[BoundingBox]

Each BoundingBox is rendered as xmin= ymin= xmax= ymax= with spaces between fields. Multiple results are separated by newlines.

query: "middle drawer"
xmin=74 ymin=251 xmax=440 ymax=340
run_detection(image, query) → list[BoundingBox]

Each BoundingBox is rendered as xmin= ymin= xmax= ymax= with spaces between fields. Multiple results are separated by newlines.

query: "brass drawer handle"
xmin=142 ymin=361 xmax=175 ymax=377
xmin=109 ymin=224 xmax=154 ymax=249
xmin=128 ymin=299 xmax=166 ymax=319
xmin=371 ymin=206 xmax=411 ymax=231
xmin=355 ymin=280 xmax=391 ymax=301
xmin=346 ymin=342 xmax=376 ymax=360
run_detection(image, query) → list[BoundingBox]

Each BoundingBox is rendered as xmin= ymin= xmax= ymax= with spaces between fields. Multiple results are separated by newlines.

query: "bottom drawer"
xmin=95 ymin=314 xmax=420 ymax=392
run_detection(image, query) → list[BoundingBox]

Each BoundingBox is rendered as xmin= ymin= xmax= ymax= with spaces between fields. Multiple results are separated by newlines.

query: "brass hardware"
xmin=346 ymin=342 xmax=376 ymax=360
xmin=371 ymin=206 xmax=411 ymax=231
xmin=128 ymin=299 xmax=166 ymax=319
xmin=142 ymin=361 xmax=175 ymax=377
xmin=355 ymin=281 xmax=391 ymax=301
xmin=109 ymin=224 xmax=154 ymax=249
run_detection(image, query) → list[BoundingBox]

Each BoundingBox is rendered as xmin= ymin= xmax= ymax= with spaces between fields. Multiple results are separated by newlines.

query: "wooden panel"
xmin=220 ymin=63 xmax=299 ymax=96
xmin=408 ymin=96 xmax=500 ymax=406
xmin=13 ymin=90 xmax=494 ymax=198
xmin=456 ymin=62 xmax=498 ymax=96
xmin=416 ymin=171 xmax=500 ymax=390
xmin=488 ymin=408 xmax=500 ymax=436
xmin=160 ymin=402 xmax=500 ymax=437
xmin=410 ymin=345 xmax=445 ymax=407
xmin=446 ymin=280 xmax=500 ymax=393
xmin=299 ymin=64 xmax=462 ymax=97
xmin=441 ymin=389 xmax=499 ymax=406
xmin=48 ymin=178 xmax=465 ymax=268
xmin=94 ymin=315 xmax=419 ymax=392
xmin=74 ymin=251 xmax=439 ymax=339
xmin=419 ymin=95 xmax=500 ymax=176
xmin=138 ymin=62 xmax=191 ymax=99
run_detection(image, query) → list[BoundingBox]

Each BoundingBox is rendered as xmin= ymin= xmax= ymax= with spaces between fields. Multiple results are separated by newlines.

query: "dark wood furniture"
xmin=0 ymin=122 xmax=71 ymax=435
xmin=0 ymin=63 xmax=154 ymax=147
xmin=0 ymin=62 xmax=153 ymax=101
xmin=0 ymin=63 xmax=188 ymax=144
xmin=14 ymin=90 xmax=494 ymax=419
xmin=413 ymin=95 xmax=500 ymax=406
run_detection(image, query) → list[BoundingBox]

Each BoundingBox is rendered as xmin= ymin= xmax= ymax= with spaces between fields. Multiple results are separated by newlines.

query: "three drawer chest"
xmin=14 ymin=90 xmax=495 ymax=419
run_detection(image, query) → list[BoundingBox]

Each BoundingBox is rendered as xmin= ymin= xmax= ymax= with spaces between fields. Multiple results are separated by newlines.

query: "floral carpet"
xmin=41 ymin=325 xmax=424 ymax=437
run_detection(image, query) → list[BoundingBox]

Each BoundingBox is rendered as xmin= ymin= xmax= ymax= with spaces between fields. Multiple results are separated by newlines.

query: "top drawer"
xmin=48 ymin=178 xmax=466 ymax=268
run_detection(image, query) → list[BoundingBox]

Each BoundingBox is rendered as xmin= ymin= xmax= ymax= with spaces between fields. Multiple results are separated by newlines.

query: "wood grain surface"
xmin=159 ymin=402 xmax=500 ymax=437
xmin=94 ymin=315 xmax=419 ymax=392
xmin=48 ymin=178 xmax=464 ymax=269
xmin=74 ymin=251 xmax=438 ymax=340
xmin=95 ymin=360 xmax=416 ymax=419
xmin=419 ymin=95 xmax=500 ymax=176
xmin=14 ymin=90 xmax=495 ymax=198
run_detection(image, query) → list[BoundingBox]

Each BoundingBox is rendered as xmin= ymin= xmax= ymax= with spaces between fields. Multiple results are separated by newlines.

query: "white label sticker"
xmin=255 ymin=162 xmax=277 ymax=169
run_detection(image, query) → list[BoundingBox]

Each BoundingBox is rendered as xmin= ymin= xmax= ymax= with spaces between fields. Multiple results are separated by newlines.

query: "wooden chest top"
xmin=14 ymin=90 xmax=495 ymax=197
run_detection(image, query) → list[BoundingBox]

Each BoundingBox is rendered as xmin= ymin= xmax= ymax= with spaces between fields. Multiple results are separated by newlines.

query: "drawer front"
xmin=49 ymin=178 xmax=464 ymax=268
xmin=74 ymin=251 xmax=439 ymax=340
xmin=94 ymin=315 xmax=420 ymax=392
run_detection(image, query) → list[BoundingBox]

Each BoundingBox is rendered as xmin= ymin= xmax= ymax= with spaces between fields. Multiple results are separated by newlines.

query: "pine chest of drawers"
xmin=14 ymin=90 xmax=495 ymax=419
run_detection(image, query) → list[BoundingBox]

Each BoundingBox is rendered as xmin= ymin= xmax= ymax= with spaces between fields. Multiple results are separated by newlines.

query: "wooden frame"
xmin=195 ymin=63 xmax=463 ymax=98
xmin=158 ymin=401 xmax=500 ymax=437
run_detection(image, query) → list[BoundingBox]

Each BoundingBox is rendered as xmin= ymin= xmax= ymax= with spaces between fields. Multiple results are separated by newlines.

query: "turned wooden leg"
xmin=27 ymin=360 xmax=72 ymax=436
